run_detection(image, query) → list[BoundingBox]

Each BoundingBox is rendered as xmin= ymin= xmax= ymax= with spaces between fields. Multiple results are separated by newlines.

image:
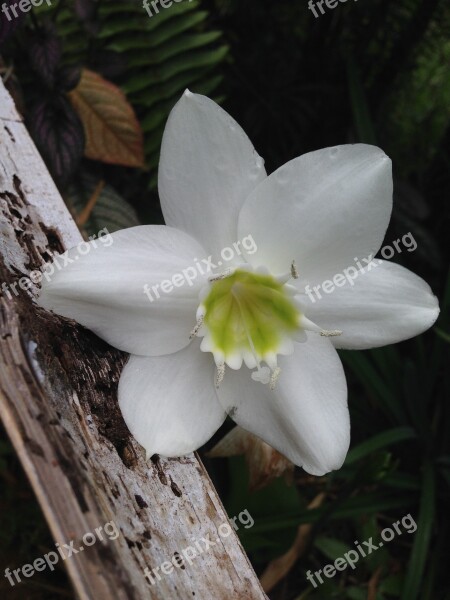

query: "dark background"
xmin=1 ymin=0 xmax=449 ymax=598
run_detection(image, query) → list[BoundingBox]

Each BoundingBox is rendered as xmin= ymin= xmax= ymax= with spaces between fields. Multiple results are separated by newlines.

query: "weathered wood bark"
xmin=0 ymin=79 xmax=267 ymax=600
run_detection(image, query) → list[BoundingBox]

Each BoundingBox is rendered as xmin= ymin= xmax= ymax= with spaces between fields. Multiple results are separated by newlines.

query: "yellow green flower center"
xmin=201 ymin=269 xmax=300 ymax=367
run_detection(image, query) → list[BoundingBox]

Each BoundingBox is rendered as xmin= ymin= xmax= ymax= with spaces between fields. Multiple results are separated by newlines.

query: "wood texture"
xmin=0 ymin=79 xmax=267 ymax=600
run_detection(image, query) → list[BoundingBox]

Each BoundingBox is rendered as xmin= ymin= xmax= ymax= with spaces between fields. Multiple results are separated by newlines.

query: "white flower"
xmin=37 ymin=90 xmax=440 ymax=476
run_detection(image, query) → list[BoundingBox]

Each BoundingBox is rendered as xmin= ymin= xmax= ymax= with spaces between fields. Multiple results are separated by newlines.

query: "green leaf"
xmin=434 ymin=327 xmax=450 ymax=343
xmin=250 ymin=492 xmax=412 ymax=535
xmin=400 ymin=463 xmax=435 ymax=600
xmin=346 ymin=588 xmax=367 ymax=600
xmin=221 ymin=455 xmax=301 ymax=558
xmin=382 ymin=472 xmax=420 ymax=491
xmin=68 ymin=173 xmax=140 ymax=235
xmin=314 ymin=536 xmax=351 ymax=561
xmin=122 ymin=46 xmax=229 ymax=93
xmin=120 ymin=32 xmax=223 ymax=67
xmin=380 ymin=574 xmax=404 ymax=595
xmin=341 ymin=350 xmax=407 ymax=423
xmin=345 ymin=427 xmax=416 ymax=465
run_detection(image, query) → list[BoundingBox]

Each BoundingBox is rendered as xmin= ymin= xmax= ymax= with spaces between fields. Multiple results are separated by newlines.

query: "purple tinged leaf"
xmin=29 ymin=95 xmax=85 ymax=187
xmin=58 ymin=65 xmax=82 ymax=92
xmin=28 ymin=21 xmax=62 ymax=88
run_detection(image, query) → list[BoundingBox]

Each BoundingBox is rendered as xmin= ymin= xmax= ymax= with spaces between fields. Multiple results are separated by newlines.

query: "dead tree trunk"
xmin=0 ymin=79 xmax=267 ymax=600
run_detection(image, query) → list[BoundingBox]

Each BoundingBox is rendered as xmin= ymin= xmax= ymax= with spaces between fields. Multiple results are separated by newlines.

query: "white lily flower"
xmin=37 ymin=90 xmax=440 ymax=476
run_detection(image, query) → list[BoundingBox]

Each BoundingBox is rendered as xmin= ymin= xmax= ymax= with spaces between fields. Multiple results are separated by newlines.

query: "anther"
xmin=320 ymin=329 xmax=343 ymax=337
xmin=215 ymin=363 xmax=225 ymax=388
xmin=209 ymin=268 xmax=234 ymax=282
xmin=269 ymin=367 xmax=281 ymax=390
xmin=277 ymin=260 xmax=299 ymax=284
xmin=189 ymin=315 xmax=204 ymax=339
xmin=300 ymin=316 xmax=343 ymax=338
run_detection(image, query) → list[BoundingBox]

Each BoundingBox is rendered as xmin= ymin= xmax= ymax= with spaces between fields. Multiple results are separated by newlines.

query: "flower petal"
xmin=159 ymin=90 xmax=266 ymax=260
xmin=118 ymin=342 xmax=226 ymax=457
xmin=238 ymin=144 xmax=393 ymax=284
xmin=301 ymin=259 xmax=440 ymax=349
xmin=216 ymin=335 xmax=349 ymax=475
xmin=37 ymin=225 xmax=208 ymax=356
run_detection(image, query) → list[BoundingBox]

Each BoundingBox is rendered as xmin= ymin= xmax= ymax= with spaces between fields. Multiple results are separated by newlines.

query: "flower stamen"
xmin=320 ymin=329 xmax=343 ymax=337
xmin=215 ymin=363 xmax=225 ymax=388
xmin=189 ymin=314 xmax=204 ymax=339
xmin=277 ymin=259 xmax=300 ymax=284
xmin=209 ymin=268 xmax=234 ymax=282
xmin=300 ymin=316 xmax=343 ymax=338
xmin=269 ymin=367 xmax=281 ymax=390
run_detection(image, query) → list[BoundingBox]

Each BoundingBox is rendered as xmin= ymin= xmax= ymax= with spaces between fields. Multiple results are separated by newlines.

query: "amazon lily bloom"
xmin=37 ymin=91 xmax=439 ymax=476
